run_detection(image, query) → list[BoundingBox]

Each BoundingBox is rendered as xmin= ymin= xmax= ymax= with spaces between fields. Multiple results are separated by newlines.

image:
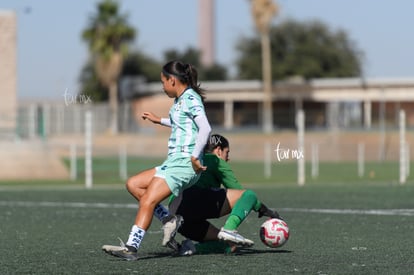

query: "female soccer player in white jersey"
xmin=103 ymin=60 xmax=211 ymax=261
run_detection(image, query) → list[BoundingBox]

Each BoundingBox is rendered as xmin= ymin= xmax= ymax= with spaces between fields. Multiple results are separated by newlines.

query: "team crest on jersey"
xmin=175 ymin=100 xmax=183 ymax=111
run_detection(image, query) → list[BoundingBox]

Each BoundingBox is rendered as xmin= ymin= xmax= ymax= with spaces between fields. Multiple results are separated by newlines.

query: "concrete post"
xmin=0 ymin=11 xmax=17 ymax=138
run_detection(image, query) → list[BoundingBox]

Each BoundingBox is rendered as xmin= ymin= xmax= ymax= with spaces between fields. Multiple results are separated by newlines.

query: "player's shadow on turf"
xmin=104 ymin=249 xmax=292 ymax=261
xmin=142 ymin=249 xmax=292 ymax=258
xmin=236 ymin=248 xmax=292 ymax=255
xmin=134 ymin=251 xmax=173 ymax=260
xmin=104 ymin=251 xmax=173 ymax=261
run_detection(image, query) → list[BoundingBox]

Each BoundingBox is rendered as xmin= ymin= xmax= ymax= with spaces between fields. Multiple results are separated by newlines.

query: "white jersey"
xmin=167 ymin=88 xmax=206 ymax=157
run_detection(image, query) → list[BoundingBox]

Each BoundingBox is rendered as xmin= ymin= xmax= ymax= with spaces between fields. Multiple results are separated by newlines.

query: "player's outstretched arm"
xmin=142 ymin=112 xmax=171 ymax=127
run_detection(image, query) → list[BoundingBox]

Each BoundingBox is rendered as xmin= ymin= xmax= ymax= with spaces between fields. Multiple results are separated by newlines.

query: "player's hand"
xmin=191 ymin=156 xmax=206 ymax=174
xmin=141 ymin=112 xmax=161 ymax=124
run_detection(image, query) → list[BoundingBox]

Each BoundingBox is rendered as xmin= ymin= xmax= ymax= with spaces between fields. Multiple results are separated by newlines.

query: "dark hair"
xmin=205 ymin=134 xmax=229 ymax=153
xmin=162 ymin=60 xmax=206 ymax=102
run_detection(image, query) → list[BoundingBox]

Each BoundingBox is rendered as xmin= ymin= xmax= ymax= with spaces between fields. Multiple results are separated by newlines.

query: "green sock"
xmin=223 ymin=215 xmax=241 ymax=230
xmin=223 ymin=189 xmax=258 ymax=230
xmin=253 ymin=201 xmax=262 ymax=212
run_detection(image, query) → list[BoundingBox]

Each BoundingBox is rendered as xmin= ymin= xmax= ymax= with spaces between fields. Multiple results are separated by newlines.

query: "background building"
xmin=0 ymin=11 xmax=17 ymax=139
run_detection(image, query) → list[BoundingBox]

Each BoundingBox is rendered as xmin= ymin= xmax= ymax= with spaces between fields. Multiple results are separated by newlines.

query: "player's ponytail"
xmin=162 ymin=60 xmax=206 ymax=102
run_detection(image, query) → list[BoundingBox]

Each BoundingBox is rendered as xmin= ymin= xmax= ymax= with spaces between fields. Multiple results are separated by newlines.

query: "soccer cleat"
xmin=102 ymin=244 xmax=125 ymax=253
xmin=109 ymin=245 xmax=139 ymax=261
xmin=258 ymin=203 xmax=282 ymax=220
xmin=102 ymin=238 xmax=139 ymax=261
xmin=166 ymin=238 xmax=181 ymax=251
xmin=102 ymin=237 xmax=127 ymax=254
xmin=162 ymin=215 xmax=184 ymax=247
xmin=217 ymin=228 xmax=254 ymax=247
xmin=178 ymin=239 xmax=196 ymax=256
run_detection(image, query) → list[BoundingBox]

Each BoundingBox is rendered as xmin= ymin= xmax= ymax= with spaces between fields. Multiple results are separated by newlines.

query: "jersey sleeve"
xmin=192 ymin=115 xmax=211 ymax=158
xmin=184 ymin=91 xmax=211 ymax=158
xmin=160 ymin=117 xmax=172 ymax=127
xmin=217 ymin=158 xmax=244 ymax=190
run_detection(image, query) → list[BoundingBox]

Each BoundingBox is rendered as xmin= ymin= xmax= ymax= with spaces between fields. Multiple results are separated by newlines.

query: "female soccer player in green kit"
xmin=102 ymin=60 xmax=211 ymax=260
xmin=169 ymin=134 xmax=283 ymax=255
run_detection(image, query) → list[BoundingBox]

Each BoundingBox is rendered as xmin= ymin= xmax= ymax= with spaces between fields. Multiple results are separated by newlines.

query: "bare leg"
xmin=134 ymin=177 xmax=172 ymax=230
xmin=219 ymin=189 xmax=245 ymax=216
xmin=126 ymin=168 xmax=156 ymax=201
xmin=103 ymin=174 xmax=173 ymax=260
xmin=202 ymin=189 xmax=245 ymax=241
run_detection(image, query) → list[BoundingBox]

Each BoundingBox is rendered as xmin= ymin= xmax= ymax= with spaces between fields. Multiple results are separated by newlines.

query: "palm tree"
xmin=82 ymin=0 xmax=135 ymax=134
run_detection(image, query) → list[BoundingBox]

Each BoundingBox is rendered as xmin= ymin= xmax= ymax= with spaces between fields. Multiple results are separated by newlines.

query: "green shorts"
xmin=154 ymin=156 xmax=200 ymax=196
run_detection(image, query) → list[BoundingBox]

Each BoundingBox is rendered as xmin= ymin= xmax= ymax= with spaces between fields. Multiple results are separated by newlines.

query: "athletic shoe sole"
xmin=162 ymin=215 xmax=184 ymax=246
xmin=218 ymin=229 xmax=254 ymax=247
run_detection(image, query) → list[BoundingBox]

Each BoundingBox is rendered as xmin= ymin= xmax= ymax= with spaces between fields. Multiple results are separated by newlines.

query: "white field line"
xmin=281 ymin=207 xmax=414 ymax=216
xmin=0 ymin=200 xmax=137 ymax=209
xmin=0 ymin=200 xmax=413 ymax=216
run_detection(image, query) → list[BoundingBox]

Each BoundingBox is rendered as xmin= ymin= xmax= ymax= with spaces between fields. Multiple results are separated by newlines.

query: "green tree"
xmin=202 ymin=63 xmax=227 ymax=81
xmin=122 ymin=51 xmax=161 ymax=82
xmin=78 ymin=62 xmax=108 ymax=102
xmin=164 ymin=48 xmax=201 ymax=68
xmin=236 ymin=19 xmax=363 ymax=80
xmin=82 ymin=0 xmax=135 ymax=134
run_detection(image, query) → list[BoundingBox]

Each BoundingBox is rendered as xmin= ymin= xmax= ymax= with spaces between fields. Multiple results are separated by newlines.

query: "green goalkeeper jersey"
xmin=195 ymin=153 xmax=243 ymax=190
xmin=168 ymin=153 xmax=243 ymax=204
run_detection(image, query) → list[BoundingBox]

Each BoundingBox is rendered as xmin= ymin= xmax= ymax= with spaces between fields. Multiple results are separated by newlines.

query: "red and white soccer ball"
xmin=259 ymin=218 xmax=290 ymax=248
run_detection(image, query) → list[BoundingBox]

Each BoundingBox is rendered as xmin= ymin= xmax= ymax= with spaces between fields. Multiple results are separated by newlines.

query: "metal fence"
xmin=13 ymin=100 xmax=411 ymax=139
xmin=16 ymin=102 xmax=139 ymax=139
xmin=1 ymin=101 xmax=412 ymax=184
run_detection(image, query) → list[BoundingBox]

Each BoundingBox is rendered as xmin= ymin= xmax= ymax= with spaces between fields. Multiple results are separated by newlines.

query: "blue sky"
xmin=1 ymin=0 xmax=413 ymax=99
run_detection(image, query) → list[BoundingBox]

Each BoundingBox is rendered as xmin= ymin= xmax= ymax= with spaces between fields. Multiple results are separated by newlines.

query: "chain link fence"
xmin=13 ymin=100 xmax=412 ymax=139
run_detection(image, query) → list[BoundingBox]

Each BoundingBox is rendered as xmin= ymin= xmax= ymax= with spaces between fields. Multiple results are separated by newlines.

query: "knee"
xmin=243 ymin=189 xmax=258 ymax=201
xmin=126 ymin=176 xmax=146 ymax=199
xmin=126 ymin=177 xmax=135 ymax=192
xmin=243 ymin=189 xmax=260 ymax=212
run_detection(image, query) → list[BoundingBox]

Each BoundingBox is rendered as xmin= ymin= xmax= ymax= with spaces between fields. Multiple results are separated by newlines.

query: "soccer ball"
xmin=259 ymin=218 xmax=289 ymax=248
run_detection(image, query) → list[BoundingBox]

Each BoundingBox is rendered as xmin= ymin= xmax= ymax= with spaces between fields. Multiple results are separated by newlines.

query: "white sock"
xmin=126 ymin=225 xmax=146 ymax=250
xmin=154 ymin=204 xmax=170 ymax=222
